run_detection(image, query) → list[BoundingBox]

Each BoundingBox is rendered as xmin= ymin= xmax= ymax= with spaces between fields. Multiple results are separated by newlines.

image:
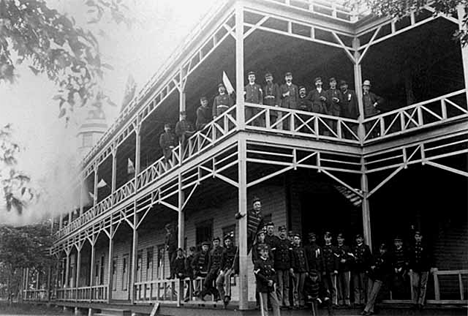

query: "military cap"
xmin=288 ymin=230 xmax=295 ymax=237
xmin=257 ymin=228 xmax=267 ymax=236
xmin=264 ymin=72 xmax=273 ymax=78
xmin=278 ymin=225 xmax=287 ymax=232
xmin=337 ymin=233 xmax=344 ymax=239
xmin=329 ymin=77 xmax=337 ymax=82
xmin=285 ymin=71 xmax=293 ymax=77
xmin=212 ymin=236 xmax=220 ymax=242
xmin=224 ymin=234 xmax=233 ymax=241
xmin=379 ymin=243 xmax=388 ymax=250
xmin=394 ymin=235 xmax=402 ymax=241
xmin=202 ymin=241 xmax=211 ymax=246
xmin=218 ymin=82 xmax=225 ymax=88
xmin=293 ymin=233 xmax=301 ymax=239
xmin=248 ymin=71 xmax=255 ymax=76
xmin=324 ymin=231 xmax=332 ymax=238
xmin=414 ymin=230 xmax=422 ymax=236
xmin=265 ymin=221 xmax=274 ymax=227
xmin=339 ymin=80 xmax=348 ymax=86
xmin=363 ymin=80 xmax=371 ymax=86
xmin=309 ymin=269 xmax=319 ymax=277
xmin=299 ymin=86 xmax=306 ymax=91
xmin=252 ymin=196 xmax=261 ymax=203
xmin=308 ymin=232 xmax=316 ymax=238
xmin=355 ymin=233 xmax=363 ymax=239
xmin=200 ymin=96 xmax=207 ymax=101
xmin=314 ymin=77 xmax=322 ymax=83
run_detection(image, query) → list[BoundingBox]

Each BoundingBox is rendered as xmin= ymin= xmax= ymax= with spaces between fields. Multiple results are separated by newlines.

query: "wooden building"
xmin=23 ymin=0 xmax=468 ymax=314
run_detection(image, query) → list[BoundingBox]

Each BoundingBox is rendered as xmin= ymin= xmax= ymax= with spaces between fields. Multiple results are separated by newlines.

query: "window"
xmin=196 ymin=219 xmax=213 ymax=247
xmin=112 ymin=257 xmax=117 ymax=291
xmin=99 ymin=255 xmax=105 ymax=285
xmin=146 ymin=247 xmax=154 ymax=281
xmin=222 ymin=224 xmax=236 ymax=246
xmin=157 ymin=245 xmax=165 ymax=280
xmin=137 ymin=250 xmax=143 ymax=283
xmin=82 ymin=133 xmax=93 ymax=147
xmin=122 ymin=254 xmax=129 ymax=291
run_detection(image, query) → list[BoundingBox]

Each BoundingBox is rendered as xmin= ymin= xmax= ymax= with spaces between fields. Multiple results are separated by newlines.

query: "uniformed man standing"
xmin=305 ymin=232 xmax=322 ymax=275
xmin=191 ymin=241 xmax=211 ymax=296
xmin=235 ymin=196 xmax=265 ymax=254
xmin=336 ymin=233 xmax=353 ymax=306
xmin=254 ymin=244 xmax=282 ymax=316
xmin=213 ymin=83 xmax=234 ymax=119
xmin=265 ymin=222 xmax=280 ymax=249
xmin=216 ymin=235 xmax=238 ymax=305
xmin=175 ymin=111 xmax=195 ymax=151
xmin=273 ymin=225 xmax=292 ymax=309
xmin=389 ymin=235 xmax=410 ymax=300
xmin=200 ymin=237 xmax=224 ymax=301
xmin=196 ymin=96 xmax=212 ymax=130
xmin=352 ymin=233 xmax=372 ymax=306
xmin=263 ymin=72 xmax=281 ymax=128
xmin=321 ymin=232 xmax=339 ymax=306
xmin=244 ymin=71 xmax=263 ymax=126
xmin=279 ymin=72 xmax=299 ymax=130
xmin=159 ymin=124 xmax=178 ymax=166
xmin=291 ymin=233 xmax=309 ymax=308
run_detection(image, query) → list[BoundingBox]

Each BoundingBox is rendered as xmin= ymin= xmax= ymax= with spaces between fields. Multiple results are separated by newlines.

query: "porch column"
xmin=179 ymin=71 xmax=186 ymax=164
xmin=76 ymin=246 xmax=82 ymax=288
xmin=178 ymin=174 xmax=185 ymax=248
xmin=238 ymin=137 xmax=249 ymax=310
xmin=107 ymin=227 xmax=114 ymax=303
xmin=135 ymin=123 xmax=141 ymax=176
xmin=236 ymin=3 xmax=245 ymax=130
xmin=89 ymin=242 xmax=96 ymax=302
xmin=360 ymin=157 xmax=372 ymax=250
xmin=458 ymin=5 xmax=468 ymax=104
xmin=111 ymin=147 xmax=117 ymax=193
xmin=59 ymin=213 xmax=63 ymax=230
xmin=353 ymin=37 xmax=365 ymax=143
xmin=92 ymin=165 xmax=98 ymax=207
xmin=65 ymin=250 xmax=70 ymax=288
xmin=130 ymin=206 xmax=138 ymax=304
xmin=80 ymin=180 xmax=84 ymax=215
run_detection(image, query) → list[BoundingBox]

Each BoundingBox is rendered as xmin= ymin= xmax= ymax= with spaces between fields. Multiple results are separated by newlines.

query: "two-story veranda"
xmin=23 ymin=0 xmax=468 ymax=314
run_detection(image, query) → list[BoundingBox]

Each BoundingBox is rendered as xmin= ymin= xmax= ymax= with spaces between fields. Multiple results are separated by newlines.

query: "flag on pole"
xmin=97 ymin=179 xmax=107 ymax=188
xmin=127 ymin=158 xmax=135 ymax=174
xmin=334 ymin=185 xmax=363 ymax=207
xmin=222 ymin=71 xmax=235 ymax=95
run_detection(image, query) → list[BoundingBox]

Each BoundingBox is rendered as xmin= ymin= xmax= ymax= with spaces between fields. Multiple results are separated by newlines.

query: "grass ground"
xmin=0 ymin=300 xmax=68 ymax=315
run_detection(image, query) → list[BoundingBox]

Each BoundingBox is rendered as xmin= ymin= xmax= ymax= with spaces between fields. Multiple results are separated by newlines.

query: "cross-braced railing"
xmin=244 ymin=103 xmax=360 ymax=143
xmin=363 ymin=90 xmax=468 ymax=143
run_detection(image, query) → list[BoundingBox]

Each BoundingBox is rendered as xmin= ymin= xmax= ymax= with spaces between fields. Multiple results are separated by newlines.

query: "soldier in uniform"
xmin=265 ymin=221 xmax=280 ymax=249
xmin=408 ymin=231 xmax=436 ymax=310
xmin=291 ymin=233 xmax=309 ymax=308
xmin=325 ymin=77 xmax=343 ymax=135
xmin=200 ymin=237 xmax=224 ymax=301
xmin=321 ymin=231 xmax=339 ymax=306
xmin=273 ymin=225 xmax=292 ymax=308
xmin=254 ymin=244 xmax=282 ymax=316
xmin=164 ymin=223 xmax=178 ymax=279
xmin=306 ymin=77 xmax=327 ymax=114
xmin=173 ymin=248 xmax=187 ymax=279
xmin=336 ymin=233 xmax=353 ymax=306
xmin=212 ymin=83 xmax=234 ymax=121
xmin=389 ymin=235 xmax=409 ymax=299
xmin=305 ymin=232 xmax=322 ymax=276
xmin=352 ymin=234 xmax=372 ymax=306
xmin=263 ymin=72 xmax=281 ymax=128
xmin=191 ymin=241 xmax=211 ymax=297
xmin=216 ymin=235 xmax=238 ymax=305
xmin=245 ymin=71 xmax=264 ymax=126
xmin=175 ymin=111 xmax=195 ymax=150
xmin=184 ymin=246 xmax=197 ymax=302
xmin=253 ymin=228 xmax=271 ymax=263
xmin=279 ymin=72 xmax=299 ymax=130
xmin=235 ymin=196 xmax=264 ymax=254
xmin=196 ymin=96 xmax=212 ymax=130
xmin=159 ymin=124 xmax=178 ymax=166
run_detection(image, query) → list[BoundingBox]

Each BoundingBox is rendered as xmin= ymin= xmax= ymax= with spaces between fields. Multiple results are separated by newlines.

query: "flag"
xmin=127 ymin=158 xmax=135 ymax=174
xmin=334 ymin=185 xmax=363 ymax=207
xmin=97 ymin=179 xmax=107 ymax=188
xmin=222 ymin=71 xmax=235 ymax=95
xmin=120 ymin=74 xmax=137 ymax=113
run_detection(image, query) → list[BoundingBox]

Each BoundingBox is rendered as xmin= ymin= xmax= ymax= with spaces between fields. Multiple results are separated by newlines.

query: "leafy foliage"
xmin=349 ymin=0 xmax=468 ymax=45
xmin=0 ymin=0 xmax=129 ymax=120
xmin=0 ymin=124 xmax=37 ymax=214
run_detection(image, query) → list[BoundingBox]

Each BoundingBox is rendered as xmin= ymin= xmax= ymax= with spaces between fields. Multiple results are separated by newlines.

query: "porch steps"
xmin=94 ymin=308 xmax=131 ymax=316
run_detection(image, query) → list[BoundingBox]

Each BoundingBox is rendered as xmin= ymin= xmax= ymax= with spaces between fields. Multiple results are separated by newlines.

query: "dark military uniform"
xmin=273 ymin=237 xmax=292 ymax=307
xmin=196 ymin=104 xmax=212 ymax=130
xmin=191 ymin=249 xmax=210 ymax=278
xmin=265 ymin=233 xmax=280 ymax=249
xmin=200 ymin=245 xmax=224 ymax=300
xmin=336 ymin=244 xmax=353 ymax=305
xmin=159 ymin=130 xmax=177 ymax=164
xmin=254 ymin=256 xmax=281 ymax=316
xmin=235 ymin=208 xmax=264 ymax=254
xmin=291 ymin=244 xmax=309 ymax=307
xmin=245 ymin=83 xmax=264 ymax=126
xmin=352 ymin=241 xmax=372 ymax=305
xmin=174 ymin=255 xmax=186 ymax=279
xmin=175 ymin=119 xmax=195 ymax=147
xmin=321 ymin=243 xmax=339 ymax=305
xmin=390 ymin=244 xmax=410 ymax=299
xmin=212 ymin=93 xmax=234 ymax=117
xmin=363 ymin=247 xmax=392 ymax=314
xmin=305 ymin=242 xmax=322 ymax=273
xmin=216 ymin=244 xmax=238 ymax=301
xmin=409 ymin=239 xmax=433 ymax=307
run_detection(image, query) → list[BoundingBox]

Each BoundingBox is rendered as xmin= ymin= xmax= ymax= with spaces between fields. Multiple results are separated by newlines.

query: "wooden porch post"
xmin=65 ymin=250 xmax=70 ymax=288
xmin=89 ymin=242 xmax=96 ymax=302
xmin=236 ymin=2 xmax=245 ymax=130
xmin=107 ymin=226 xmax=114 ymax=304
xmin=238 ymin=137 xmax=249 ymax=310
xmin=76 ymin=246 xmax=82 ymax=288
xmin=178 ymin=174 xmax=185 ymax=249
xmin=130 ymin=205 xmax=138 ymax=304
xmin=360 ymin=157 xmax=372 ymax=250
xmin=458 ymin=5 xmax=468 ymax=104
xmin=111 ymin=147 xmax=117 ymax=193
xmin=353 ymin=37 xmax=365 ymax=143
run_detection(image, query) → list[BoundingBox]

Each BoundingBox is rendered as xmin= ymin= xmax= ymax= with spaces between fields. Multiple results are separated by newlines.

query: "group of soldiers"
xmin=159 ymin=71 xmax=385 ymax=164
